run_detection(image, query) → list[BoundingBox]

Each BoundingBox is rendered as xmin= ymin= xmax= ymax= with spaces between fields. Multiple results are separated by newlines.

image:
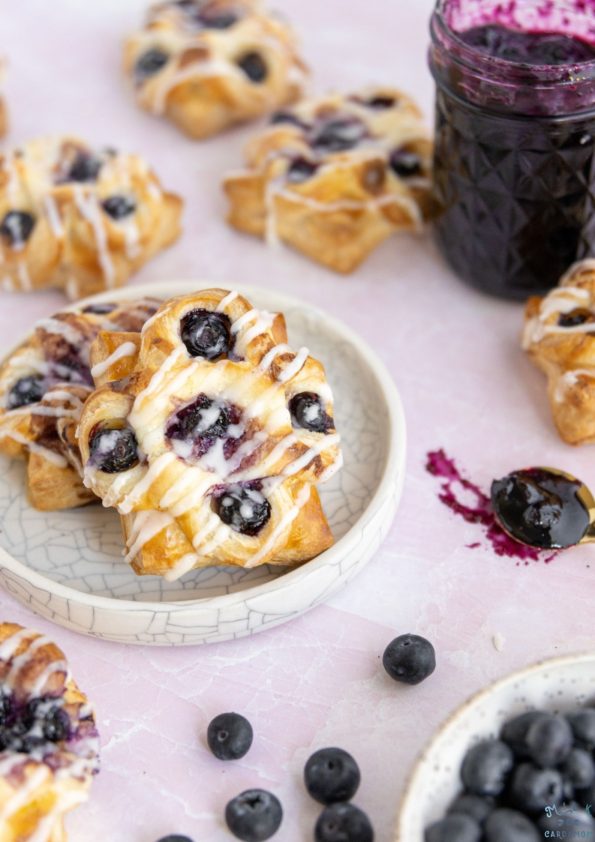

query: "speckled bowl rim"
xmin=0 ymin=280 xmax=407 ymax=615
xmin=395 ymin=651 xmax=595 ymax=841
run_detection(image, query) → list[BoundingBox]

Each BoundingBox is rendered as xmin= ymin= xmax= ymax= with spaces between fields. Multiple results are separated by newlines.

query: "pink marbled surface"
xmin=1 ymin=0 xmax=594 ymax=839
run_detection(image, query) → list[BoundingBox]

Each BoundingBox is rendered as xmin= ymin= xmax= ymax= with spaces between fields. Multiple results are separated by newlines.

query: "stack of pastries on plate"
xmin=0 ymin=289 xmax=342 ymax=580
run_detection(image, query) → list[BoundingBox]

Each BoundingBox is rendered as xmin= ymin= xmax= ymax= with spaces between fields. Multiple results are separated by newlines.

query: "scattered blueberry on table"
xmin=225 ymin=789 xmax=283 ymax=842
xmin=383 ymin=633 xmax=436 ymax=685
xmin=304 ymin=747 xmax=361 ymax=805
xmin=314 ymin=802 xmax=374 ymax=842
xmin=156 ymin=837 xmax=194 ymax=842
xmin=424 ymin=705 xmax=595 ymax=841
xmin=207 ymin=712 xmax=254 ymax=761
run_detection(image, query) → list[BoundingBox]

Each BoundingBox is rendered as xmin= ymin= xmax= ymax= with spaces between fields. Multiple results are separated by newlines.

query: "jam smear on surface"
xmin=425 ymin=450 xmax=557 ymax=564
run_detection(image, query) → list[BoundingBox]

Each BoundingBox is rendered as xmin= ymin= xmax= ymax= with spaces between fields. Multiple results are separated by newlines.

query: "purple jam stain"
xmin=425 ymin=449 xmax=557 ymax=564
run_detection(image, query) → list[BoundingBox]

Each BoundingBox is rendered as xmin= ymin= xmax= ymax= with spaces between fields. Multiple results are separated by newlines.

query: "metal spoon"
xmin=491 ymin=467 xmax=595 ymax=550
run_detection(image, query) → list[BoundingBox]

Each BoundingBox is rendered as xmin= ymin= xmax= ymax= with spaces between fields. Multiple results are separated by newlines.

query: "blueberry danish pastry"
xmin=78 ymin=288 xmax=341 ymax=579
xmin=523 ymin=259 xmax=595 ymax=446
xmin=123 ymin=0 xmax=307 ymax=139
xmin=0 ymin=137 xmax=182 ymax=299
xmin=0 ymin=297 xmax=160 ymax=510
xmin=0 ymin=59 xmax=7 ymax=138
xmin=224 ymin=87 xmax=433 ymax=273
xmin=0 ymin=622 xmax=99 ymax=842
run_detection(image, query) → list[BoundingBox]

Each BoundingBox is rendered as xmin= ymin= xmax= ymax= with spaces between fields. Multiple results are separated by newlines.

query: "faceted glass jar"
xmin=429 ymin=0 xmax=595 ymax=300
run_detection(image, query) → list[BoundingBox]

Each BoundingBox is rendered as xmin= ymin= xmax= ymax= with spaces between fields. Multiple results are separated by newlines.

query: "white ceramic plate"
xmin=396 ymin=653 xmax=595 ymax=840
xmin=0 ymin=282 xmax=406 ymax=645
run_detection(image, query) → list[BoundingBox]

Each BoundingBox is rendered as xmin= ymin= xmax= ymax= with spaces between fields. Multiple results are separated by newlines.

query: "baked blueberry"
xmin=561 ymin=747 xmax=595 ymax=791
xmin=558 ymin=308 xmax=592 ymax=327
xmin=225 ymin=789 xmax=282 ymax=841
xmin=315 ymin=803 xmax=374 ymax=842
xmin=214 ymin=485 xmax=271 ymax=536
xmin=500 ymin=710 xmax=549 ymax=758
xmin=304 ymin=747 xmax=361 ymax=805
xmin=524 ymin=712 xmax=573 ymax=767
xmin=286 ymin=158 xmax=319 ymax=184
xmin=365 ymin=95 xmax=397 ymax=109
xmin=180 ymin=309 xmax=232 ymax=360
xmin=448 ymin=793 xmax=495 ymax=825
xmin=135 ymin=47 xmax=170 ymax=81
xmin=236 ymin=52 xmax=268 ymax=83
xmin=0 ymin=210 xmax=36 ymax=247
xmin=460 ymin=740 xmax=514 ymax=797
xmin=270 ymin=111 xmax=304 ymax=127
xmin=289 ymin=392 xmax=333 ymax=433
xmin=39 ymin=705 xmax=71 ymax=742
xmin=0 ymin=691 xmax=12 ymax=723
xmin=82 ymin=302 xmax=117 ymax=315
xmin=166 ymin=395 xmax=240 ymax=461
xmin=89 ymin=426 xmax=139 ymax=473
xmin=102 ymin=195 xmax=137 ymax=220
xmin=510 ymin=763 xmax=563 ymax=812
xmin=64 ymin=152 xmax=103 ymax=183
xmin=567 ymin=708 xmax=595 ymax=749
xmin=310 ymin=118 xmax=367 ymax=153
xmin=425 ymin=814 xmax=481 ymax=842
xmin=484 ymin=808 xmax=539 ymax=842
xmin=389 ymin=148 xmax=423 ymax=178
xmin=198 ymin=10 xmax=239 ymax=28
xmin=382 ymin=634 xmax=436 ymax=685
xmin=7 ymin=375 xmax=45 ymax=409
xmin=207 ymin=712 xmax=253 ymax=761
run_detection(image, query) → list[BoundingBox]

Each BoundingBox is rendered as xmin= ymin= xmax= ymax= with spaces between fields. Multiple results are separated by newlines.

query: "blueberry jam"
xmin=236 ymin=52 xmax=268 ymax=83
xmin=491 ymin=468 xmax=591 ymax=549
xmin=289 ymin=392 xmax=334 ymax=433
xmin=7 ymin=375 xmax=45 ymax=409
xmin=0 ymin=210 xmax=36 ymax=248
xmin=0 ymin=691 xmax=71 ymax=756
xmin=425 ymin=450 xmax=557 ymax=564
xmin=166 ymin=394 xmax=242 ymax=463
xmin=213 ymin=483 xmax=271 ymax=536
xmin=89 ymin=426 xmax=139 ymax=474
xmin=430 ymin=1 xmax=595 ymax=299
xmin=180 ymin=309 xmax=232 ymax=360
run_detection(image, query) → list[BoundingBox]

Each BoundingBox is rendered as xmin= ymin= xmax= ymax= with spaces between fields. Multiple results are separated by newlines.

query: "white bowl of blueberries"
xmin=396 ymin=652 xmax=595 ymax=842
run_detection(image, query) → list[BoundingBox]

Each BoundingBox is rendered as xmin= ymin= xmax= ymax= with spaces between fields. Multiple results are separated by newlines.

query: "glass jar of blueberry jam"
xmin=429 ymin=0 xmax=595 ymax=300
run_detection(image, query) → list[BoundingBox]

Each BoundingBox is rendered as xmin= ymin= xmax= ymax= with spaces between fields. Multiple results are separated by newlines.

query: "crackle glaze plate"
xmin=396 ymin=653 xmax=595 ymax=841
xmin=0 ymin=281 xmax=406 ymax=645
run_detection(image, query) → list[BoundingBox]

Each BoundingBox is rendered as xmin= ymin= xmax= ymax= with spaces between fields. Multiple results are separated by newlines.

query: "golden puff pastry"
xmin=0 ymin=136 xmax=183 ymax=300
xmin=523 ymin=259 xmax=595 ymax=446
xmin=0 ymin=297 xmax=160 ymax=510
xmin=0 ymin=622 xmax=99 ymax=842
xmin=123 ymin=0 xmax=307 ymax=139
xmin=223 ymin=87 xmax=433 ymax=273
xmin=78 ymin=288 xmax=342 ymax=580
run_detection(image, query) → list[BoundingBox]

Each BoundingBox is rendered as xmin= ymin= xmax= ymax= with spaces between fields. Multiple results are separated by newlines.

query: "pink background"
xmin=1 ymin=0 xmax=594 ymax=839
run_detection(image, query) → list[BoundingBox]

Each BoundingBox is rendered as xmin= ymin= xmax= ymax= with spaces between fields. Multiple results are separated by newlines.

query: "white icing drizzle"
xmin=216 ymin=290 xmax=239 ymax=312
xmin=118 ymin=451 xmax=178 ymax=514
xmin=0 ymin=766 xmax=49 ymax=822
xmin=17 ymin=260 xmax=32 ymax=292
xmin=73 ymin=186 xmax=116 ymax=288
xmin=0 ymin=627 xmax=35 ymax=661
xmin=36 ymin=317 xmax=83 ymax=346
xmin=258 ymin=343 xmax=291 ymax=372
xmin=245 ymin=484 xmax=312 ymax=568
xmin=0 ymin=430 xmax=68 ymax=467
xmin=90 ymin=341 xmax=138 ymax=380
xmin=164 ymin=552 xmax=199 ymax=582
xmin=125 ymin=510 xmax=175 ymax=564
xmin=554 ymin=368 xmax=595 ymax=402
xmin=277 ymin=346 xmax=308 ymax=383
xmin=30 ymin=659 xmax=68 ymax=696
xmin=282 ymin=433 xmax=342 ymax=477
xmin=44 ymin=195 xmax=64 ymax=239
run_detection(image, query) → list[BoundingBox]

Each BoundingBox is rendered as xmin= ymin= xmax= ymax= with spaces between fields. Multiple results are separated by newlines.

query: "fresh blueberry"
xmin=524 ymin=713 xmax=573 ymax=767
xmin=389 ymin=148 xmax=423 ymax=178
xmin=382 ymin=634 xmax=436 ymax=685
xmin=82 ymin=302 xmax=117 ymax=315
xmin=214 ymin=485 xmax=271 ymax=536
xmin=64 ymin=152 xmax=103 ymax=183
xmin=310 ymin=118 xmax=367 ymax=153
xmin=484 ymin=808 xmax=539 ymax=842
xmin=425 ymin=814 xmax=481 ymax=842
xmin=567 ymin=708 xmax=595 ymax=749
xmin=315 ymin=803 xmax=374 ymax=842
xmin=561 ymin=747 xmax=595 ymax=791
xmin=538 ymin=802 xmax=595 ymax=836
xmin=501 ymin=711 xmax=549 ymax=758
xmin=460 ymin=740 xmax=514 ymax=797
xmin=135 ymin=48 xmax=170 ymax=81
xmin=448 ymin=793 xmax=495 ymax=825
xmin=286 ymin=158 xmax=319 ymax=184
xmin=236 ymin=52 xmax=268 ymax=83
xmin=0 ymin=210 xmax=36 ymax=247
xmin=289 ymin=393 xmax=333 ymax=433
xmin=225 ymin=789 xmax=282 ymax=841
xmin=102 ymin=195 xmax=136 ymax=220
xmin=207 ymin=712 xmax=253 ymax=761
xmin=7 ymin=375 xmax=45 ymax=409
xmin=558 ymin=309 xmax=591 ymax=327
xmin=155 ymin=837 xmax=195 ymax=842
xmin=304 ymin=747 xmax=361 ymax=805
xmin=180 ymin=309 xmax=231 ymax=360
xmin=576 ymin=781 xmax=595 ymax=808
xmin=89 ymin=426 xmax=139 ymax=474
xmin=510 ymin=763 xmax=563 ymax=812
